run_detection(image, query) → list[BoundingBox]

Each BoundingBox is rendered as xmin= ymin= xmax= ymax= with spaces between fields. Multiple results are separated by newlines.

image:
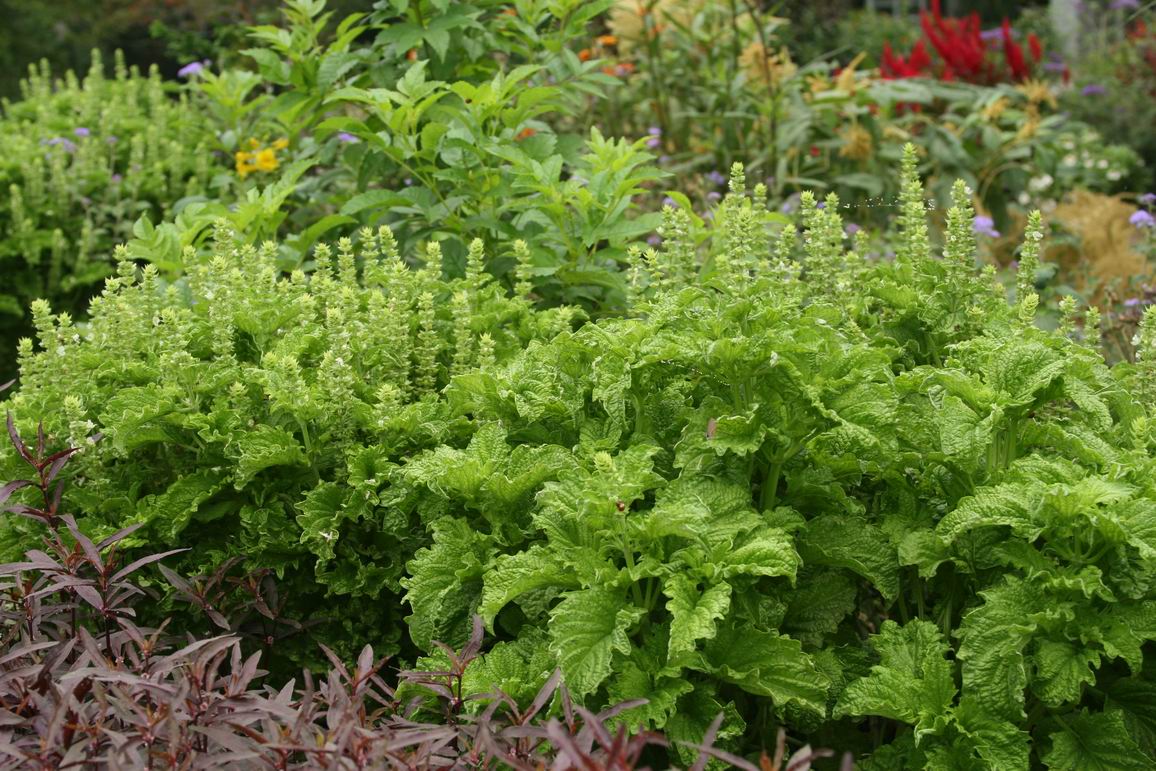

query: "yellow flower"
xmin=1016 ymin=105 xmax=1041 ymax=141
xmin=234 ymin=139 xmax=284 ymax=178
xmin=981 ymin=97 xmax=1010 ymax=122
xmin=254 ymin=148 xmax=279 ymax=172
xmin=807 ymin=74 xmax=831 ymax=95
xmin=607 ymin=0 xmax=706 ymax=53
xmin=1016 ymin=79 xmax=1057 ymax=109
xmin=838 ymin=123 xmax=873 ymax=161
xmin=834 ymin=52 xmax=867 ymax=94
xmin=235 ymin=150 xmax=255 ymax=178
xmin=740 ymin=41 xmax=797 ymax=88
xmin=882 ymin=125 xmax=910 ymax=143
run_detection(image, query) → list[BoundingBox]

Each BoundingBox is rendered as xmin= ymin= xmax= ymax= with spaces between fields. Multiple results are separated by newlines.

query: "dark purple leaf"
xmin=6 ymin=412 xmax=30 ymax=462
xmin=109 ymin=549 xmax=189 ymax=584
xmin=0 ymin=480 xmax=31 ymax=507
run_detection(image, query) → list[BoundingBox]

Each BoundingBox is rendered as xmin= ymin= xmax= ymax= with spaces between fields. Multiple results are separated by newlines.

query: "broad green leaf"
xmin=664 ymin=576 xmax=731 ymax=659
xmin=1033 ymin=639 xmax=1100 ymax=707
xmin=956 ymin=577 xmax=1042 ymax=721
xmin=953 ymin=696 xmax=1031 ymax=771
xmin=799 ymin=515 xmax=900 ymax=600
xmin=402 ymin=518 xmax=490 ymax=650
xmin=479 ymin=545 xmax=578 ymax=627
xmin=835 ymin=620 xmax=956 ymax=736
xmin=231 ymin=425 xmax=308 ymax=488
xmin=548 ymin=587 xmax=644 ymax=697
xmin=697 ymin=624 xmax=829 ymax=713
xmin=1043 ymin=710 xmax=1150 ymax=770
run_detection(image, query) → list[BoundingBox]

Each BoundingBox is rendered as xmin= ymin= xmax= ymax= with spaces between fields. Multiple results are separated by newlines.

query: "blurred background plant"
xmin=0 ymin=53 xmax=220 ymax=381
xmin=0 ymin=0 xmax=1152 ymax=366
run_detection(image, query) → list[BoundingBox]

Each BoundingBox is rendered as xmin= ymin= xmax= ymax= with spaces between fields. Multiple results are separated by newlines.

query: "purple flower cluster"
xmin=41 ymin=137 xmax=77 ymax=153
xmin=973 ymin=215 xmax=1001 ymax=238
xmin=177 ymin=59 xmax=211 ymax=78
xmin=1131 ymin=210 xmax=1156 ymax=229
xmin=645 ymin=126 xmax=662 ymax=150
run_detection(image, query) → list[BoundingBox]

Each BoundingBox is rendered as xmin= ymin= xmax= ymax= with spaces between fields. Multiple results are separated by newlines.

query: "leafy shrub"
xmin=391 ymin=153 xmax=1156 ymax=765
xmin=1060 ymin=11 xmax=1156 ymax=188
xmin=568 ymin=0 xmax=1138 ymax=237
xmin=191 ymin=0 xmax=663 ymax=310
xmin=6 ymin=89 xmax=1156 ymax=762
xmin=0 ymin=52 xmax=219 ymax=377
xmin=1 ymin=225 xmax=578 ymax=665
xmin=0 ymin=419 xmax=845 ymax=769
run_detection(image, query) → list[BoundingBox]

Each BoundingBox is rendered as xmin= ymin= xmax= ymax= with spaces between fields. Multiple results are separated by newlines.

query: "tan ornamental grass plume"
xmin=838 ymin=123 xmax=874 ymax=161
xmin=607 ymin=0 xmax=705 ymax=54
xmin=1052 ymin=191 xmax=1151 ymax=297
xmin=740 ymin=40 xmax=797 ymax=87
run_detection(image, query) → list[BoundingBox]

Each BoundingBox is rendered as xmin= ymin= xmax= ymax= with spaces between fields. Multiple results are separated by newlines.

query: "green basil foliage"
xmin=5 ymin=147 xmax=1156 ymax=767
xmin=0 ymin=52 xmax=218 ymax=377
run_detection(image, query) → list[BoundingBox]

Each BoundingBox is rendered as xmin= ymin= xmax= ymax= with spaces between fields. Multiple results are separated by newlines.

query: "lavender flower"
xmin=73 ymin=127 xmax=90 ymax=138
xmin=1042 ymin=60 xmax=1067 ymax=73
xmin=647 ymin=126 xmax=662 ymax=137
xmin=1124 ymin=297 xmax=1142 ymax=307
xmin=980 ymin=27 xmax=1003 ymax=43
xmin=845 ymin=223 xmax=861 ymax=236
xmin=658 ymin=154 xmax=671 ymax=165
xmin=336 ymin=132 xmax=360 ymax=144
xmin=706 ymin=191 xmax=722 ymax=203
xmin=1081 ymin=84 xmax=1107 ymax=96
xmin=973 ymin=215 xmax=1001 ymax=238
xmin=111 ymin=174 xmax=122 ymax=184
xmin=646 ymin=136 xmax=662 ymax=149
xmin=706 ymin=170 xmax=727 ymax=187
xmin=662 ymin=196 xmax=678 ymax=208
xmin=780 ymin=193 xmax=801 ymax=214
xmin=1110 ymin=0 xmax=1139 ymax=10
xmin=647 ymin=234 xmax=662 ymax=247
xmin=1130 ymin=210 xmax=1156 ymax=229
xmin=1139 ymin=192 xmax=1156 ymax=207
xmin=41 ymin=137 xmax=77 ymax=153
xmin=177 ymin=60 xmax=208 ymax=78
xmin=106 ymin=135 xmax=118 ymax=145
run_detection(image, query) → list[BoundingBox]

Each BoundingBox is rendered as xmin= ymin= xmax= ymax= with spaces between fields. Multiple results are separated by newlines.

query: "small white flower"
xmin=1062 ymin=154 xmax=1076 ymax=167
xmin=1018 ymin=192 xmax=1032 ymax=206
xmin=1097 ymin=159 xmax=1108 ymax=169
xmin=1107 ymin=170 xmax=1122 ymax=181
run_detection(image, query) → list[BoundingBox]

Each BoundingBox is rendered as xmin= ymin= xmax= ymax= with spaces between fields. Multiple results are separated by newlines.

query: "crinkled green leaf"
xmin=799 ymin=514 xmax=900 ymax=600
xmin=663 ymin=576 xmax=731 ymax=659
xmin=1043 ymin=710 xmax=1150 ymax=770
xmin=548 ymin=587 xmax=644 ymax=697
xmin=231 ymin=425 xmax=308 ymax=488
xmin=402 ymin=518 xmax=490 ymax=650
xmin=697 ymin=624 xmax=829 ymax=713
xmin=835 ymin=620 xmax=956 ymax=735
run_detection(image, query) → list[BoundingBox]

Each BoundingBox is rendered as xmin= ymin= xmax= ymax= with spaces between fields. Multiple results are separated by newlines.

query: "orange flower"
xmin=516 ymin=127 xmax=536 ymax=141
xmin=597 ymin=34 xmax=618 ymax=46
xmin=406 ymin=48 xmax=418 ymax=61
xmin=501 ymin=6 xmax=517 ymax=15
xmin=579 ymin=48 xmax=593 ymax=62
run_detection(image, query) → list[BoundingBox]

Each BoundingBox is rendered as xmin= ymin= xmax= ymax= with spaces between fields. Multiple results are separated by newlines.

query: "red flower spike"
xmin=1002 ymin=19 xmax=1028 ymax=81
xmin=1028 ymin=33 xmax=1042 ymax=63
